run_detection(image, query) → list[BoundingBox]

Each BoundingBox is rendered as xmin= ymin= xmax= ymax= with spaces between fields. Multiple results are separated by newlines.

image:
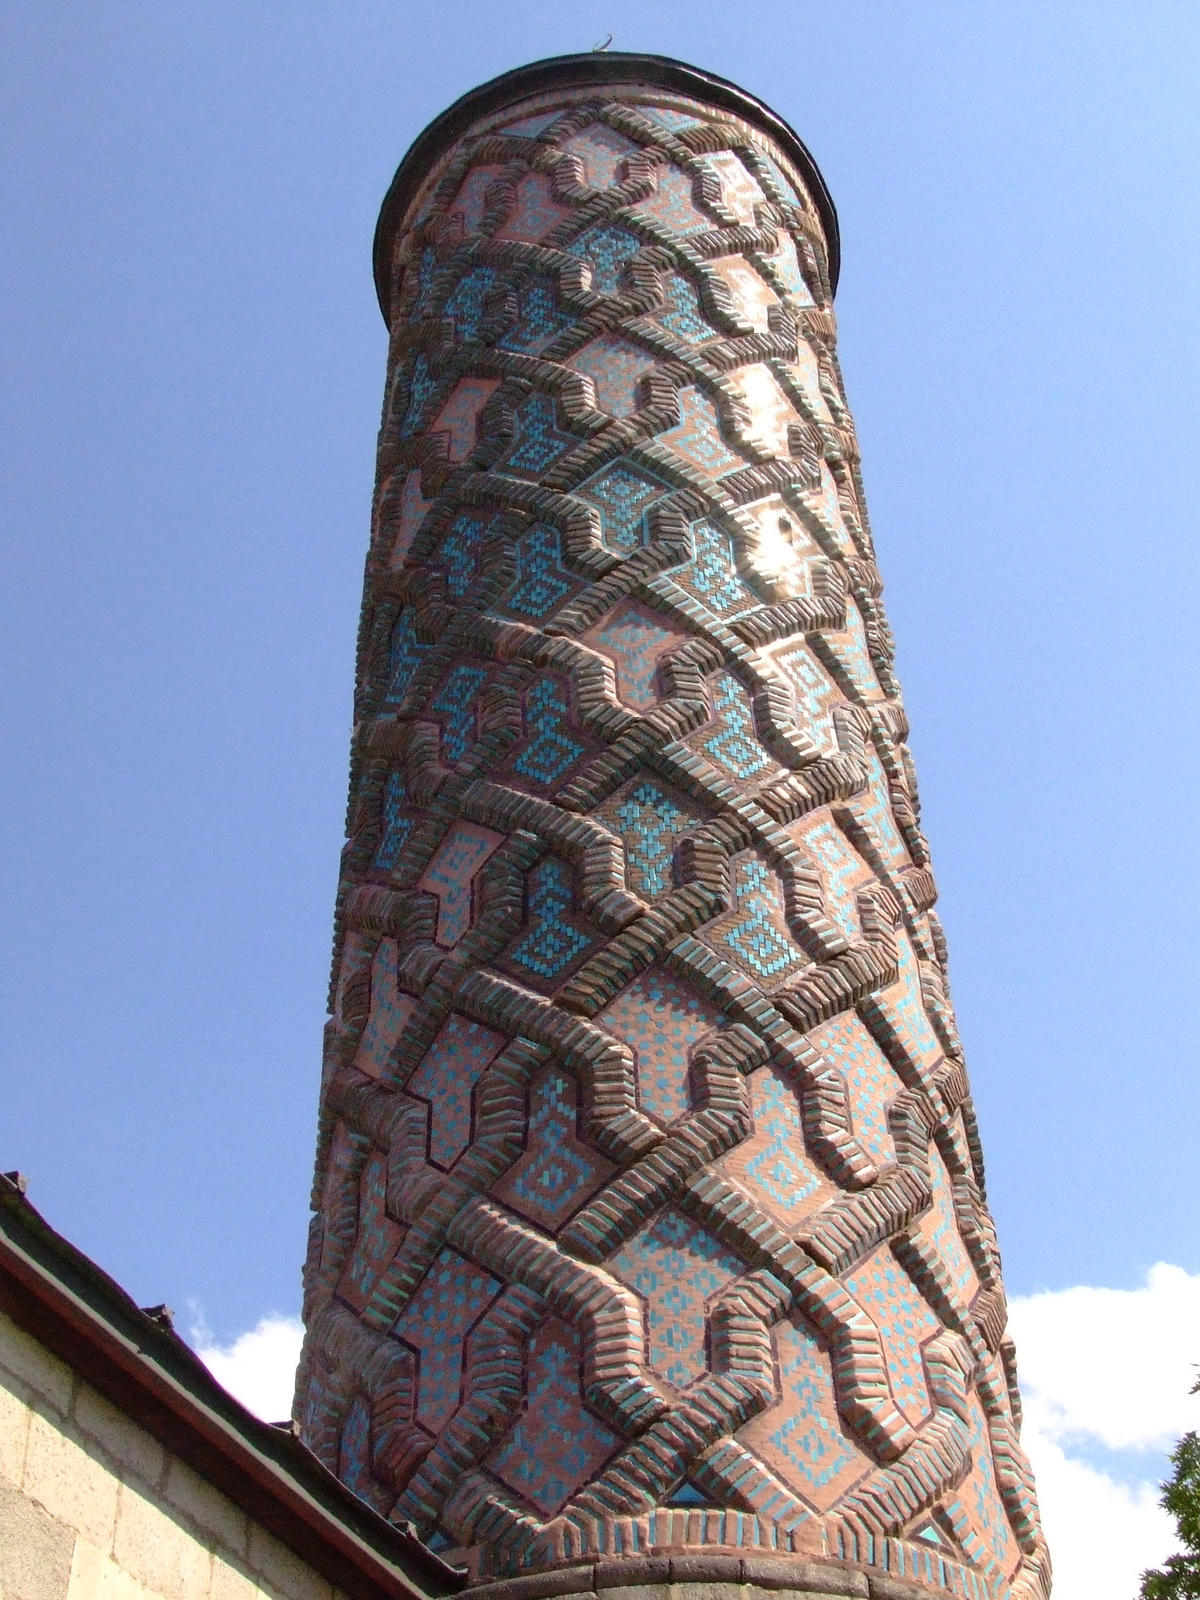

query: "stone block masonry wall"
xmin=296 ymin=58 xmax=1050 ymax=1600
xmin=0 ymin=1311 xmax=343 ymax=1600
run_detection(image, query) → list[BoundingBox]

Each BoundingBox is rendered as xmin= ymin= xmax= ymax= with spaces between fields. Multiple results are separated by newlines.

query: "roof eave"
xmin=0 ymin=1180 xmax=465 ymax=1600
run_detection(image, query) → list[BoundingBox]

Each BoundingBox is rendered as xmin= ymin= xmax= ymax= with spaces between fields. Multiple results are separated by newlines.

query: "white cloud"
xmin=1009 ymin=1263 xmax=1200 ymax=1600
xmin=1017 ymin=1422 xmax=1169 ymax=1600
xmin=193 ymin=1313 xmax=304 ymax=1424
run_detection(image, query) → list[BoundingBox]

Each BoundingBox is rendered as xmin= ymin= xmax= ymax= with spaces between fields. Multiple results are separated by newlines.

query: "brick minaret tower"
xmin=295 ymin=52 xmax=1050 ymax=1600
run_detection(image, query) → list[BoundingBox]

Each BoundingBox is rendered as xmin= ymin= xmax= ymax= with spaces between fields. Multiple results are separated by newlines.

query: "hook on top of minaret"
xmin=592 ymin=33 xmax=613 ymax=51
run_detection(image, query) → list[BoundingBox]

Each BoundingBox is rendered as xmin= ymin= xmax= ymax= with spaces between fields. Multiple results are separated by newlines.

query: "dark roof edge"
xmin=0 ymin=1178 xmax=465 ymax=1600
xmin=373 ymin=50 xmax=839 ymax=324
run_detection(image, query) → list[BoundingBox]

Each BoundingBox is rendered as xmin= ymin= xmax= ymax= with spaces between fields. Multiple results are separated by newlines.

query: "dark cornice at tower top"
xmin=372 ymin=50 xmax=840 ymax=324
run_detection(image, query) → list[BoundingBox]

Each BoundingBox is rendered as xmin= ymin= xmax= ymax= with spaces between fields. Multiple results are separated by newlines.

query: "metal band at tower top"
xmin=373 ymin=52 xmax=841 ymax=326
xmin=296 ymin=52 xmax=1051 ymax=1600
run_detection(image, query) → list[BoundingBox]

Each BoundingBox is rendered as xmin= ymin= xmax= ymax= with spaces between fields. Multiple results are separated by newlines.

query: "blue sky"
xmin=3 ymin=5 xmax=1199 ymax=1593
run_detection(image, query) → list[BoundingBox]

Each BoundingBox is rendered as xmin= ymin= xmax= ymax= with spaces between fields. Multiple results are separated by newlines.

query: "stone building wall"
xmin=0 ymin=1310 xmax=340 ymax=1600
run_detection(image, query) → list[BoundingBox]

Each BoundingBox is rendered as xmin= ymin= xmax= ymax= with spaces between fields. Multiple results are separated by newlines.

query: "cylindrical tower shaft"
xmin=296 ymin=53 xmax=1050 ymax=1600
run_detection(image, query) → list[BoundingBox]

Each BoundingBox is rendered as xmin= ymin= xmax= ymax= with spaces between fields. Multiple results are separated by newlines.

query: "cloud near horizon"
xmin=1009 ymin=1262 xmax=1200 ymax=1600
xmin=194 ymin=1266 xmax=1200 ymax=1600
xmin=193 ymin=1311 xmax=303 ymax=1426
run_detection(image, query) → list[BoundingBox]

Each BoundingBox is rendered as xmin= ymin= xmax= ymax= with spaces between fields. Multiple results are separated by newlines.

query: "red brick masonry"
xmin=296 ymin=52 xmax=1050 ymax=1600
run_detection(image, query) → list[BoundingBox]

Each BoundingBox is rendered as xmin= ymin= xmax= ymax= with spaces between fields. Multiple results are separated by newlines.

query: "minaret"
xmin=295 ymin=53 xmax=1050 ymax=1600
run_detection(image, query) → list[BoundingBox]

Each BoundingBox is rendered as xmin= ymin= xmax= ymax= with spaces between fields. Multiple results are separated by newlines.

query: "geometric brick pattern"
xmin=716 ymin=1064 xmax=830 ymax=1229
xmin=393 ymin=1248 xmax=503 ymax=1433
xmin=844 ymin=1248 xmax=942 ymax=1428
xmin=416 ymin=821 xmax=504 ymax=947
xmin=297 ymin=64 xmax=1048 ymax=1600
xmin=806 ymin=1012 xmax=900 ymax=1168
xmin=406 ymin=1014 xmax=506 ymax=1169
xmin=486 ymin=1319 xmax=619 ymax=1516
xmin=597 ymin=968 xmax=719 ymax=1126
xmin=491 ymin=1068 xmax=614 ymax=1229
xmin=737 ymin=1315 xmax=868 ymax=1513
xmin=610 ymin=1207 xmax=743 ymax=1388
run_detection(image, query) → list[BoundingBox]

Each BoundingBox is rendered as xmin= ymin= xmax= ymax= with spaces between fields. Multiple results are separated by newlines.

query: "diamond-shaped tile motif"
xmin=737 ymin=1316 xmax=867 ymax=1511
xmin=492 ymin=1069 xmax=613 ymax=1230
xmin=671 ymin=519 xmax=757 ymax=616
xmin=416 ymin=821 xmax=504 ymax=947
xmin=579 ymin=462 xmax=668 ymax=553
xmin=498 ymin=277 xmax=574 ymax=350
xmin=660 ymin=387 xmax=741 ymax=475
xmin=504 ymin=523 xmax=577 ymax=620
xmin=610 ymin=779 xmax=689 ymax=898
xmin=436 ymin=511 xmax=495 ymax=598
xmin=511 ymin=675 xmax=585 ymax=787
xmin=506 ymin=859 xmax=594 ymax=982
xmin=844 ymin=1248 xmax=940 ymax=1427
xmin=700 ymin=673 xmax=772 ymax=779
xmin=443 ymin=268 xmax=499 ymax=342
xmin=587 ymin=601 xmax=684 ymax=709
xmin=717 ymin=855 xmax=807 ymax=984
xmin=657 ymin=274 xmax=714 ymax=341
xmin=486 ymin=1318 xmax=617 ymax=1514
xmin=564 ymin=225 xmax=641 ymax=294
xmin=717 ymin=1065 xmax=830 ymax=1227
xmin=429 ymin=664 xmax=487 ymax=763
xmin=806 ymin=1012 xmax=900 ymax=1167
xmin=823 ymin=590 xmax=883 ymax=695
xmin=772 ymin=641 xmax=841 ymax=756
xmin=504 ymin=392 xmax=575 ymax=476
xmin=599 ymin=968 xmax=718 ymax=1126
xmin=610 ymin=1207 xmax=742 ymax=1387
xmin=789 ymin=815 xmax=872 ymax=941
xmin=405 ymin=1014 xmax=506 ymax=1169
xmin=393 ymin=1248 xmax=502 ymax=1434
